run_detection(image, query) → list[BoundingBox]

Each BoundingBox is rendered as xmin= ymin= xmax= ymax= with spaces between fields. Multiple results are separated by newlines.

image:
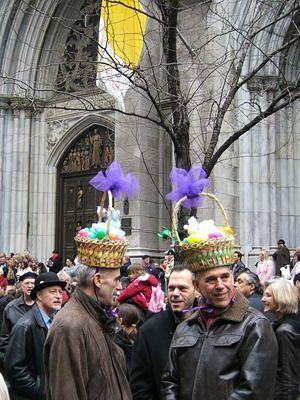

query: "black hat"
xmin=19 ymin=272 xmax=38 ymax=282
xmin=30 ymin=272 xmax=66 ymax=300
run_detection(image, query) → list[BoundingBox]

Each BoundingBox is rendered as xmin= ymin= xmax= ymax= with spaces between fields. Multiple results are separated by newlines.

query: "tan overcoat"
xmin=44 ymin=287 xmax=132 ymax=400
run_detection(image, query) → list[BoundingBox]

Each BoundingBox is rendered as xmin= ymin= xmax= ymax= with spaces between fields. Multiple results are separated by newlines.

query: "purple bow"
xmin=166 ymin=165 xmax=210 ymax=208
xmin=89 ymin=161 xmax=140 ymax=199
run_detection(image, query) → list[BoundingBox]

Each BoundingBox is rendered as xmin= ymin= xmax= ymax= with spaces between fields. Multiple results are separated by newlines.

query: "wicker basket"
xmin=75 ymin=190 xmax=128 ymax=269
xmin=172 ymin=192 xmax=234 ymax=271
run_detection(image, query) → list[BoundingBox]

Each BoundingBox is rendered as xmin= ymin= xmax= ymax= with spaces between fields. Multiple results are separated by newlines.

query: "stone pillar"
xmin=2 ymin=108 xmax=14 ymax=252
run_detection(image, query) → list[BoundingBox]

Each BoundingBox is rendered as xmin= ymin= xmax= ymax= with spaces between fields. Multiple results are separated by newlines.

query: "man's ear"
xmin=93 ymin=272 xmax=104 ymax=288
xmin=193 ymin=279 xmax=201 ymax=292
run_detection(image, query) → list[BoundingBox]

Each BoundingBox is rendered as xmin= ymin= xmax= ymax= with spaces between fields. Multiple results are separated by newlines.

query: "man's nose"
xmin=173 ymin=287 xmax=180 ymax=296
xmin=215 ymin=278 xmax=225 ymax=288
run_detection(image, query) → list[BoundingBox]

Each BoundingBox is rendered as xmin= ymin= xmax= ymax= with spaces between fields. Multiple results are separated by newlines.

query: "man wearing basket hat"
xmin=44 ymin=260 xmax=132 ymax=400
xmin=44 ymin=163 xmax=138 ymax=400
xmin=161 ymin=166 xmax=278 ymax=400
xmin=161 ymin=262 xmax=278 ymax=399
xmin=4 ymin=272 xmax=65 ymax=400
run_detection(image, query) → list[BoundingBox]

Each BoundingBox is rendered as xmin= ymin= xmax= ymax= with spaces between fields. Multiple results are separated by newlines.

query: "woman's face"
xmin=262 ymin=286 xmax=278 ymax=313
xmin=259 ymin=253 xmax=265 ymax=261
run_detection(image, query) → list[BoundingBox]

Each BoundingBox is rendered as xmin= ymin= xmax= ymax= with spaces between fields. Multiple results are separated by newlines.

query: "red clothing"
xmin=0 ymin=276 xmax=8 ymax=291
xmin=117 ymin=274 xmax=158 ymax=311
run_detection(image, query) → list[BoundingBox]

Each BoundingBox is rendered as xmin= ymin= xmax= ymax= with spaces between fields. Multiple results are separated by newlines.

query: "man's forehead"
xmin=101 ymin=268 xmax=120 ymax=279
xmin=22 ymin=278 xmax=35 ymax=284
xmin=200 ymin=266 xmax=231 ymax=279
xmin=169 ymin=270 xmax=193 ymax=284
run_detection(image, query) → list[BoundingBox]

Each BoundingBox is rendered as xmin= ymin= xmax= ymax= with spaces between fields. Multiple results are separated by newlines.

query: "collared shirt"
xmin=38 ymin=307 xmax=54 ymax=330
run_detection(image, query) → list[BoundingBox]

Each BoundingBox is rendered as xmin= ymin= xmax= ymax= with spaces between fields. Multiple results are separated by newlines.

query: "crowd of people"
xmin=0 ymin=240 xmax=299 ymax=399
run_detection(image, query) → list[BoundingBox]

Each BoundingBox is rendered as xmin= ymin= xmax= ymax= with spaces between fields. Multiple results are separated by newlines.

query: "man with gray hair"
xmin=44 ymin=262 xmax=132 ymax=400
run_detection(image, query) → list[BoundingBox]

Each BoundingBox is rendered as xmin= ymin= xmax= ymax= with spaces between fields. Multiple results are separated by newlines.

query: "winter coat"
xmin=256 ymin=259 xmax=275 ymax=284
xmin=118 ymin=274 xmax=158 ymax=311
xmin=4 ymin=304 xmax=48 ymax=400
xmin=273 ymin=314 xmax=300 ymax=400
xmin=273 ymin=246 xmax=290 ymax=275
xmin=0 ymin=277 xmax=8 ymax=291
xmin=161 ymin=292 xmax=278 ymax=400
xmin=130 ymin=305 xmax=179 ymax=400
xmin=47 ymin=255 xmax=63 ymax=274
xmin=0 ymin=296 xmax=33 ymax=371
xmin=230 ymin=261 xmax=247 ymax=280
xmin=44 ymin=287 xmax=132 ymax=400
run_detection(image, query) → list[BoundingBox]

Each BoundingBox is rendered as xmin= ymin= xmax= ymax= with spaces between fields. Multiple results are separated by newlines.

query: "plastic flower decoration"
xmin=166 ymin=165 xmax=210 ymax=209
xmin=89 ymin=161 xmax=140 ymax=199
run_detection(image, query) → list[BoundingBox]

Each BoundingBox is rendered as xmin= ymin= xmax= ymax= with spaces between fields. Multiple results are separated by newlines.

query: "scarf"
xmin=183 ymin=288 xmax=238 ymax=328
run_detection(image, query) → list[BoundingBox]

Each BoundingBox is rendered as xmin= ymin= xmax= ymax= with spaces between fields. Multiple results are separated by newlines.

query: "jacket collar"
xmin=72 ymin=287 xmax=110 ymax=328
xmin=188 ymin=291 xmax=249 ymax=324
xmin=219 ymin=292 xmax=249 ymax=322
xmin=32 ymin=303 xmax=48 ymax=329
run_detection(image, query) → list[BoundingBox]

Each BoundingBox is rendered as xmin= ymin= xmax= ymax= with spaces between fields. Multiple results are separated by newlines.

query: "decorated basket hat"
xmin=75 ymin=162 xmax=139 ymax=269
xmin=160 ymin=165 xmax=234 ymax=272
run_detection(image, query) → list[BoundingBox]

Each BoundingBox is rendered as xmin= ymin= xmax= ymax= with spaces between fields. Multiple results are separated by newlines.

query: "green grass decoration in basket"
xmin=162 ymin=165 xmax=234 ymax=271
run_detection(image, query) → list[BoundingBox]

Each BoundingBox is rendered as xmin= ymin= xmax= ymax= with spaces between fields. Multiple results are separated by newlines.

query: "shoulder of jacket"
xmin=140 ymin=310 xmax=170 ymax=331
xmin=5 ymin=297 xmax=22 ymax=310
xmin=12 ymin=310 xmax=35 ymax=330
xmin=244 ymin=307 xmax=271 ymax=327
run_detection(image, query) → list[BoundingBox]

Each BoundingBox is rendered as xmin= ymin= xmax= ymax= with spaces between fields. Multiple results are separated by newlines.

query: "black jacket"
xmin=4 ymin=304 xmax=48 ymax=400
xmin=273 ymin=314 xmax=300 ymax=400
xmin=161 ymin=293 xmax=278 ymax=400
xmin=130 ymin=305 xmax=179 ymax=400
xmin=0 ymin=296 xmax=33 ymax=371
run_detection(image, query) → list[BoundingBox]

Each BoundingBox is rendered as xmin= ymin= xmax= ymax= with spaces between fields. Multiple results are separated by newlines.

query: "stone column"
xmin=2 ymin=108 xmax=13 ymax=252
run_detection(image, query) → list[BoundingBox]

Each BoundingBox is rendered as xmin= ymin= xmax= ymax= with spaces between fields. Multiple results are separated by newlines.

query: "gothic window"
xmin=55 ymin=0 xmax=100 ymax=92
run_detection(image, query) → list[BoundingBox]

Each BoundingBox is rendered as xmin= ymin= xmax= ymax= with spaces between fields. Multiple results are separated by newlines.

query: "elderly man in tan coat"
xmin=44 ymin=262 xmax=132 ymax=400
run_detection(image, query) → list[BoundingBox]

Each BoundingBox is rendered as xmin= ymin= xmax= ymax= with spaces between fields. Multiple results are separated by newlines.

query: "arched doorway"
xmin=56 ymin=125 xmax=114 ymax=262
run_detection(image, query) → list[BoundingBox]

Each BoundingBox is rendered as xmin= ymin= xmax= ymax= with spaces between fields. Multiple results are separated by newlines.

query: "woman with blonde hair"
xmin=262 ymin=278 xmax=300 ymax=399
xmin=256 ymin=249 xmax=275 ymax=284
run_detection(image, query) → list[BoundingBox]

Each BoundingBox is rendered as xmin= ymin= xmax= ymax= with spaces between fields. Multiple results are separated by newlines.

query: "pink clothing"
xmin=256 ymin=259 xmax=275 ymax=284
xmin=117 ymin=273 xmax=158 ymax=311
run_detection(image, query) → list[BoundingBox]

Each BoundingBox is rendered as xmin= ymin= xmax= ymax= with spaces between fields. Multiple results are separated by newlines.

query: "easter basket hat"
xmin=75 ymin=191 xmax=128 ymax=269
xmin=172 ymin=192 xmax=234 ymax=271
xmin=75 ymin=162 xmax=139 ymax=269
xmin=164 ymin=165 xmax=234 ymax=272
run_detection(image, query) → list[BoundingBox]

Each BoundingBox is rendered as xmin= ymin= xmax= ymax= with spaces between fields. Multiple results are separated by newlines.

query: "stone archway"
xmin=56 ymin=124 xmax=114 ymax=261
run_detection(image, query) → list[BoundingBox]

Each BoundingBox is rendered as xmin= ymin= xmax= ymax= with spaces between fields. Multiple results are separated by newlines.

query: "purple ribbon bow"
xmin=166 ymin=165 xmax=210 ymax=208
xmin=89 ymin=161 xmax=140 ymax=199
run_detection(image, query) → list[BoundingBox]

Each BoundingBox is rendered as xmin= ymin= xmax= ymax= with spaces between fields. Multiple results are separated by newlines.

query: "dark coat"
xmin=44 ymin=287 xmax=132 ymax=400
xmin=161 ymin=292 xmax=278 ymax=400
xmin=130 ymin=306 xmax=179 ymax=400
xmin=0 ymin=296 xmax=33 ymax=371
xmin=47 ymin=255 xmax=63 ymax=274
xmin=230 ymin=261 xmax=246 ymax=280
xmin=4 ymin=304 xmax=48 ymax=400
xmin=273 ymin=246 xmax=290 ymax=275
xmin=273 ymin=314 xmax=300 ymax=400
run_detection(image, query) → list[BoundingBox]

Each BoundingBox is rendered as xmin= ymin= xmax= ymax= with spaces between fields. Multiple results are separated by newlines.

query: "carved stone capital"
xmin=46 ymin=119 xmax=70 ymax=150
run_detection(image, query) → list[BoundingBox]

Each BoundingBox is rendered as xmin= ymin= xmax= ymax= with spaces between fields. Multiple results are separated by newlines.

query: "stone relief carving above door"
xmin=60 ymin=125 xmax=114 ymax=173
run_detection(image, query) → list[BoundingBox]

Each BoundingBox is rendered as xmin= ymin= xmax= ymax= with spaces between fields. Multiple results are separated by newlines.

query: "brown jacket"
xmin=44 ymin=287 xmax=132 ymax=400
